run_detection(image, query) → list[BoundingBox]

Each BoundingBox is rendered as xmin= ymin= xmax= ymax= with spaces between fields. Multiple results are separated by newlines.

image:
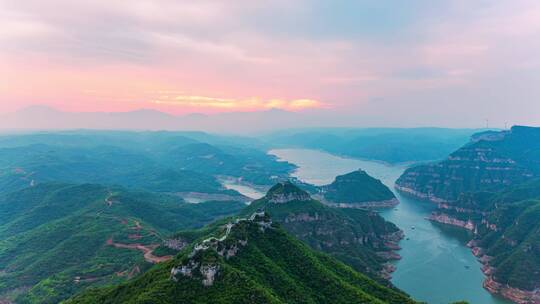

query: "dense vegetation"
xmin=0 ymin=131 xmax=294 ymax=194
xmin=242 ymin=182 xmax=402 ymax=280
xmin=0 ymin=183 xmax=245 ymax=303
xmin=67 ymin=213 xmax=416 ymax=304
xmin=321 ymin=170 xmax=396 ymax=206
xmin=264 ymin=127 xmax=478 ymax=164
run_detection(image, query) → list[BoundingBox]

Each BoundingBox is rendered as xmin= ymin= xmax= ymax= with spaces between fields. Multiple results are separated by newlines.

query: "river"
xmin=229 ymin=148 xmax=510 ymax=304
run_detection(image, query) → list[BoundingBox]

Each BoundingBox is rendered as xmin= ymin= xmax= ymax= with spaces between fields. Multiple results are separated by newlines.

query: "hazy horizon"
xmin=0 ymin=104 xmax=507 ymax=134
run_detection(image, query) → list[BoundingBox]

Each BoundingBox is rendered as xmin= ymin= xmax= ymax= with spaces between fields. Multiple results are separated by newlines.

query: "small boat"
xmin=411 ymin=226 xmax=416 ymax=230
xmin=464 ymin=265 xmax=470 ymax=269
xmin=406 ymin=238 xmax=410 ymax=240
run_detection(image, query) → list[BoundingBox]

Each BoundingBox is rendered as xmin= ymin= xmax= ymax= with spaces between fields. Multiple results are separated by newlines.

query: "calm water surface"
xmin=222 ymin=179 xmax=265 ymax=200
xmin=266 ymin=148 xmax=510 ymax=304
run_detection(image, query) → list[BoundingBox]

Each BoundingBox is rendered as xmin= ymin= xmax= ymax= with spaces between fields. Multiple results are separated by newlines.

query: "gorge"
xmin=262 ymin=148 xmax=511 ymax=304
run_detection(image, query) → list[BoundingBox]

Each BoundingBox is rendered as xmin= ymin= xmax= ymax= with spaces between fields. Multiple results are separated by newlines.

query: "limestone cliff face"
xmin=396 ymin=126 xmax=540 ymax=203
xmin=427 ymin=213 xmax=475 ymax=230
xmin=170 ymin=212 xmax=271 ymax=287
xmin=265 ymin=181 xmax=312 ymax=204
xmin=244 ymin=182 xmax=405 ymax=282
xmin=268 ymin=192 xmax=311 ymax=204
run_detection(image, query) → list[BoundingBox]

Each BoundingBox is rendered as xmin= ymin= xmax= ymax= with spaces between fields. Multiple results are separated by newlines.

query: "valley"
xmin=0 ymin=130 xmax=534 ymax=303
xmin=268 ymin=148 xmax=511 ymax=304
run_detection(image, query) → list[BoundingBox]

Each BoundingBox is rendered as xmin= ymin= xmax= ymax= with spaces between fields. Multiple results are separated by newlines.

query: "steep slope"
xmin=242 ymin=182 xmax=403 ymax=280
xmin=439 ymin=181 xmax=540 ymax=303
xmin=319 ymin=170 xmax=398 ymax=208
xmin=0 ymin=183 xmax=244 ymax=304
xmin=396 ymin=126 xmax=540 ymax=203
xmin=394 ymin=125 xmax=540 ymax=303
xmin=67 ymin=212 xmax=416 ymax=304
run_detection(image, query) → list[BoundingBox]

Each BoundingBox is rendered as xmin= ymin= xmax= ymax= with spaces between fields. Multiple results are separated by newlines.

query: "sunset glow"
xmin=1 ymin=0 xmax=540 ymax=126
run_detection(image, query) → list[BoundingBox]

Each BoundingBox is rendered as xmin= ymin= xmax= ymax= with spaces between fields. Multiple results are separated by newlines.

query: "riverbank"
xmin=271 ymin=148 xmax=510 ymax=304
xmin=314 ymin=195 xmax=400 ymax=209
xmin=396 ymin=186 xmax=533 ymax=304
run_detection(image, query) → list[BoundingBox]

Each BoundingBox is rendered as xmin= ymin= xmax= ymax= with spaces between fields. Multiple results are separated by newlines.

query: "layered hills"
xmin=67 ymin=211 xmax=416 ymax=304
xmin=242 ymin=182 xmax=403 ymax=280
xmin=0 ymin=131 xmax=294 ymax=194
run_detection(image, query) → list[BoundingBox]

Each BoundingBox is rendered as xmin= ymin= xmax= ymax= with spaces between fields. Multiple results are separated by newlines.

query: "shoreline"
xmin=397 ymin=186 xmax=536 ymax=304
xmin=316 ymin=196 xmax=400 ymax=209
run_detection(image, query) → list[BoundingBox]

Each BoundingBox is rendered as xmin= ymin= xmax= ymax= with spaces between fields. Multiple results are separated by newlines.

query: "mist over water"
xmin=269 ymin=148 xmax=510 ymax=304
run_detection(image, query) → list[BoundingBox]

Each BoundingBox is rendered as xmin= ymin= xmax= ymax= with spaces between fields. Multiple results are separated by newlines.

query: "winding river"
xmin=229 ymin=148 xmax=510 ymax=304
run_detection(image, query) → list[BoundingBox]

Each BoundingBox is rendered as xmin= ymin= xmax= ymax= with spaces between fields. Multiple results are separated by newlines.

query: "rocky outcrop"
xmin=170 ymin=211 xmax=271 ymax=286
xmin=483 ymin=277 xmax=540 ymax=304
xmin=468 ymin=239 xmax=540 ymax=304
xmin=200 ymin=265 xmax=219 ymax=287
xmin=322 ymin=198 xmax=399 ymax=209
xmin=269 ymin=192 xmax=311 ymax=203
xmin=427 ymin=213 xmax=475 ymax=231
xmin=264 ymin=181 xmax=312 ymax=204
xmin=394 ymin=184 xmax=447 ymax=204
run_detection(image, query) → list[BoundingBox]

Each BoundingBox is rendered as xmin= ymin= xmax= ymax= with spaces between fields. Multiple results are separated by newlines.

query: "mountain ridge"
xmin=66 ymin=210 xmax=416 ymax=304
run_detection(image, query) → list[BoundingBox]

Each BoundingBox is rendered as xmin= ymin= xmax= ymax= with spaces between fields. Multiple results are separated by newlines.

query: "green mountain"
xmin=0 ymin=183 xmax=244 ymax=304
xmin=320 ymin=170 xmax=397 ymax=208
xmin=67 ymin=212 xmax=416 ymax=304
xmin=396 ymin=126 xmax=540 ymax=203
xmin=242 ymin=182 xmax=403 ymax=280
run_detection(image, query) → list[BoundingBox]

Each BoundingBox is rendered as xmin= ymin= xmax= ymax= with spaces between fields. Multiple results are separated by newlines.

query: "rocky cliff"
xmin=395 ymin=126 xmax=540 ymax=303
xmin=396 ymin=126 xmax=540 ymax=203
xmin=243 ymin=182 xmax=404 ymax=282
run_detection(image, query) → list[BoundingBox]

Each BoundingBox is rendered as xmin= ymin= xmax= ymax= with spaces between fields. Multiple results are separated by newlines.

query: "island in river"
xmin=222 ymin=148 xmax=511 ymax=304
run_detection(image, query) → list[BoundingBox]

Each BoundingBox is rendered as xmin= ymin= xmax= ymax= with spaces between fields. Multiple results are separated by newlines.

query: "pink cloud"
xmin=1 ymin=1 xmax=539 ymax=127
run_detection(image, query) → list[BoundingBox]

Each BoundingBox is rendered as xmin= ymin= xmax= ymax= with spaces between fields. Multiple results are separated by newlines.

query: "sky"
xmin=1 ymin=0 xmax=540 ymax=128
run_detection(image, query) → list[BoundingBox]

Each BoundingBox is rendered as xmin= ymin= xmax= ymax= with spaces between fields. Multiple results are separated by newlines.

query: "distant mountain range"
xmin=0 ymin=106 xmax=319 ymax=134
